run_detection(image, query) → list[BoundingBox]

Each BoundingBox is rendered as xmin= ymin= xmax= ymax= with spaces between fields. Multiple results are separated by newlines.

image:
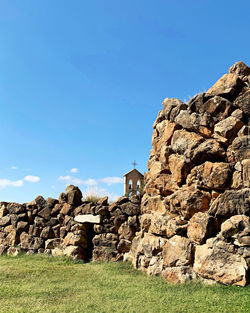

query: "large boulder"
xmin=166 ymin=187 xmax=211 ymax=219
xmin=187 ymin=212 xmax=217 ymax=244
xmin=193 ymin=238 xmax=248 ymax=286
xmin=209 ymin=189 xmax=250 ymax=218
xmin=206 ymin=73 xmax=245 ymax=100
xmin=162 ymin=235 xmax=193 ymax=267
xmin=187 ymin=162 xmax=232 ymax=190
xmin=65 ymin=185 xmax=82 ymax=206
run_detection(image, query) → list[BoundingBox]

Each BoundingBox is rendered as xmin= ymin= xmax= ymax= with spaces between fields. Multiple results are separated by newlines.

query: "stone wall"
xmin=125 ymin=61 xmax=250 ymax=286
xmin=0 ymin=61 xmax=249 ymax=287
xmin=0 ymin=185 xmax=141 ymax=261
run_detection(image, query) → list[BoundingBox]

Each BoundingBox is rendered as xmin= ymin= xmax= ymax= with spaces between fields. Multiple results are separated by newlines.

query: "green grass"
xmin=0 ymin=254 xmax=249 ymax=313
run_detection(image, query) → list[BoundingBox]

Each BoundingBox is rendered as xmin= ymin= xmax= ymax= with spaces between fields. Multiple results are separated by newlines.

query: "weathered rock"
xmin=206 ymin=73 xmax=245 ymax=100
xmin=171 ymin=129 xmax=204 ymax=159
xmin=64 ymin=232 xmax=87 ymax=247
xmin=229 ymin=61 xmax=250 ymax=77
xmin=187 ymin=162 xmax=232 ymax=190
xmin=38 ymin=207 xmax=52 ymax=220
xmin=120 ymin=202 xmax=140 ymax=216
xmin=140 ymin=233 xmax=166 ymax=260
xmin=93 ymin=233 xmax=118 ymax=249
xmin=169 ymin=154 xmax=190 ymax=186
xmin=209 ymin=189 xmax=250 ymax=218
xmin=7 ymin=203 xmax=25 ymax=214
xmin=60 ymin=203 xmax=73 ymax=215
xmin=145 ymin=175 xmax=179 ymax=197
xmin=188 ymin=93 xmax=209 ymax=112
xmin=7 ymin=247 xmax=23 ymax=256
xmin=40 ymin=226 xmax=54 ymax=240
xmin=162 ymin=266 xmax=197 ymax=284
xmin=162 ymin=98 xmax=187 ymax=121
xmin=46 ymin=197 xmax=58 ymax=208
xmin=6 ymin=230 xmax=19 ymax=246
xmin=0 ymin=216 xmax=11 ymax=227
xmin=65 ymin=185 xmax=82 ymax=206
xmin=199 ymin=96 xmax=235 ymax=120
xmin=166 ymin=217 xmax=188 ymax=238
xmin=140 ymin=214 xmax=152 ymax=232
xmin=118 ymin=222 xmax=135 ymax=240
xmin=141 ymin=195 xmax=167 ymax=214
xmin=234 ymin=87 xmax=250 ymax=116
xmin=162 ymin=235 xmax=193 ymax=267
xmin=34 ymin=216 xmax=46 ymax=227
xmin=16 ymin=221 xmax=29 ymax=233
xmin=232 ymin=108 xmax=244 ymax=120
xmin=148 ymin=213 xmax=171 ymax=237
xmin=242 ymin=159 xmax=250 ymax=188
xmin=117 ymin=239 xmax=132 ymax=253
xmin=81 ymin=203 xmax=95 ymax=215
xmin=220 ymin=215 xmax=249 ymax=240
xmin=187 ymin=212 xmax=216 ymax=244
xmin=238 ymin=126 xmax=250 ymax=137
xmin=193 ymin=240 xmax=248 ymax=286
xmin=97 ymin=196 xmax=108 ymax=206
xmin=92 ymin=246 xmax=117 ymax=262
xmin=227 ymin=136 xmax=250 ymax=163
xmin=148 ymin=161 xmax=166 ymax=179
xmin=34 ymin=196 xmax=46 ymax=209
xmin=191 ymin=139 xmax=226 ymax=164
xmin=45 ymin=238 xmax=62 ymax=249
xmin=147 ymin=256 xmax=163 ymax=276
xmin=20 ymin=232 xmax=44 ymax=250
xmin=153 ymin=120 xmax=180 ymax=153
xmin=0 ymin=204 xmax=8 ymax=218
xmin=166 ymin=187 xmax=211 ymax=219
xmin=116 ymin=196 xmax=129 ymax=205
xmin=63 ymin=245 xmax=86 ymax=260
xmin=59 ymin=192 xmax=67 ymax=203
xmin=214 ymin=116 xmax=244 ymax=142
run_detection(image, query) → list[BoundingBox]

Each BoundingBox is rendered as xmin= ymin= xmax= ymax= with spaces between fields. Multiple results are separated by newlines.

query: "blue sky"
xmin=0 ymin=0 xmax=249 ymax=203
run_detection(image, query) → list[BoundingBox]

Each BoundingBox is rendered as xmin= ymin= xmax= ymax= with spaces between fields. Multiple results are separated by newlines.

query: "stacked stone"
xmin=92 ymin=195 xmax=141 ymax=262
xmin=0 ymin=185 xmax=90 ymax=259
xmin=125 ymin=61 xmax=250 ymax=286
xmin=0 ymin=185 xmax=141 ymax=262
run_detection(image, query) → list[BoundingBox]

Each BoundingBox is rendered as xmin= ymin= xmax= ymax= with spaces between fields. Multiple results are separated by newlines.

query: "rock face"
xmin=126 ymin=61 xmax=250 ymax=286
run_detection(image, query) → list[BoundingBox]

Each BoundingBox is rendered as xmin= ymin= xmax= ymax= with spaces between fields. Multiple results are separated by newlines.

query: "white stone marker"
xmin=74 ymin=214 xmax=101 ymax=224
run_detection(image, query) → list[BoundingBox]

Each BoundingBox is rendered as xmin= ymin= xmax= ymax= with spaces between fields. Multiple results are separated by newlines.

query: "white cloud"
xmin=83 ymin=178 xmax=98 ymax=186
xmin=58 ymin=175 xmax=97 ymax=186
xmin=99 ymin=177 xmax=123 ymax=185
xmin=24 ymin=175 xmax=40 ymax=183
xmin=0 ymin=179 xmax=23 ymax=188
xmin=58 ymin=175 xmax=72 ymax=182
xmin=51 ymin=185 xmax=56 ymax=189
xmin=58 ymin=175 xmax=123 ymax=187
xmin=11 ymin=166 xmax=17 ymax=170
xmin=70 ymin=168 xmax=79 ymax=173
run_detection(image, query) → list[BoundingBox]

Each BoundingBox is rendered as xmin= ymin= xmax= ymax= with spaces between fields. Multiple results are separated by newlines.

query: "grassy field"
xmin=0 ymin=254 xmax=249 ymax=313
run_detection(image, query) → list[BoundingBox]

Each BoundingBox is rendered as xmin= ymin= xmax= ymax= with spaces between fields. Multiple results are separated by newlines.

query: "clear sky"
xmin=0 ymin=0 xmax=249 ymax=203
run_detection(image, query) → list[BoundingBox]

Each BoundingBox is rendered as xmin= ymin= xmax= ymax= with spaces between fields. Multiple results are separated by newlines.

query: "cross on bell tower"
xmin=123 ymin=162 xmax=144 ymax=196
xmin=132 ymin=160 xmax=137 ymax=169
